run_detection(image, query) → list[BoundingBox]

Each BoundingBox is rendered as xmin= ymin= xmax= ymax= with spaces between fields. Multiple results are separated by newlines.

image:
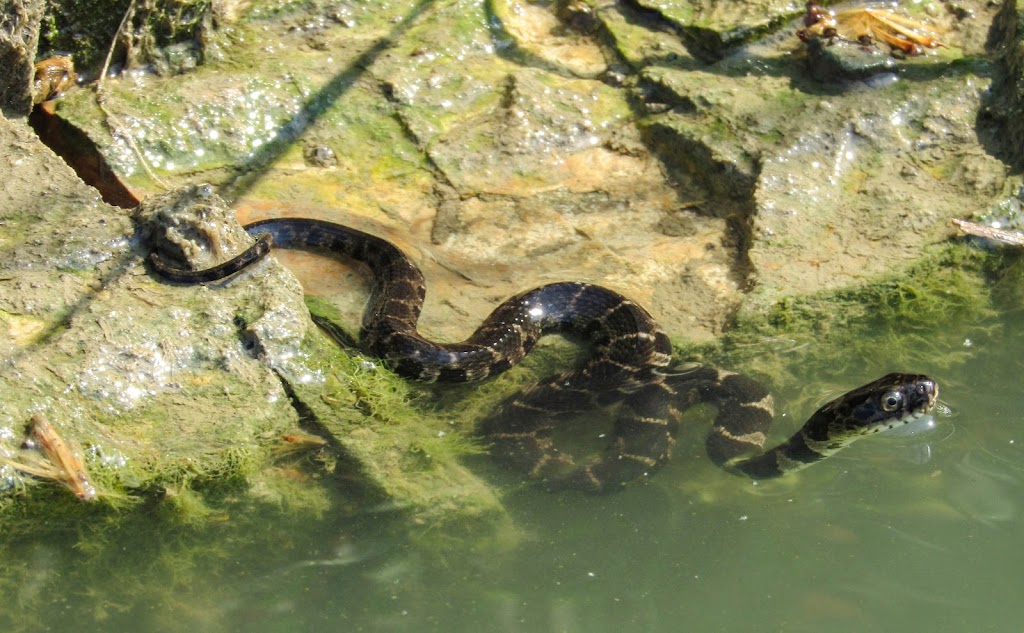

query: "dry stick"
xmin=951 ymin=219 xmax=1024 ymax=247
xmin=1 ymin=414 xmax=98 ymax=501
xmin=95 ymin=0 xmax=169 ymax=190
xmin=26 ymin=414 xmax=98 ymax=500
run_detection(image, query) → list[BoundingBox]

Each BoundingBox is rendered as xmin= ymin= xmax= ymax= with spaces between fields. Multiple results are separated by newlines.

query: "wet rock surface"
xmin=633 ymin=0 xmax=799 ymax=59
xmin=0 ymin=146 xmax=504 ymax=527
xmin=51 ymin=0 xmax=748 ymax=343
xmin=610 ymin=0 xmax=1010 ymax=314
xmin=43 ymin=0 xmax=1013 ymax=338
xmin=803 ymin=36 xmax=899 ymax=82
xmin=984 ymin=0 xmax=1024 ymax=167
xmin=0 ymin=0 xmax=1020 ymax=525
xmin=0 ymin=142 xmax=301 ymax=510
xmin=0 ymin=0 xmax=44 ymax=117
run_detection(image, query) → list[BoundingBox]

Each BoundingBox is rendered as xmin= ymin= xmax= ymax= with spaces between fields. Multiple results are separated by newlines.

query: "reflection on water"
xmin=2 ymin=311 xmax=1024 ymax=633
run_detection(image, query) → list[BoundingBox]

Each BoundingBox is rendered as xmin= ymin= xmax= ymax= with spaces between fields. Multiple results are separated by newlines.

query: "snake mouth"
xmin=888 ymin=379 xmax=939 ymax=434
xmin=910 ymin=401 xmax=934 ymax=419
xmin=918 ymin=379 xmax=939 ymax=415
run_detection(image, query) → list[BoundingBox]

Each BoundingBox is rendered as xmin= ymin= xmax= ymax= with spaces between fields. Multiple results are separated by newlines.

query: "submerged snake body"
xmin=150 ymin=218 xmax=938 ymax=491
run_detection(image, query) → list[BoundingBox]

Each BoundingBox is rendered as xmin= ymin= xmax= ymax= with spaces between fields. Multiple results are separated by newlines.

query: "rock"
xmin=0 ymin=0 xmax=43 ymax=118
xmin=633 ymin=0 xmax=798 ymax=59
xmin=38 ymin=0 xmax=217 ymax=74
xmin=0 ymin=141 xmax=303 ymax=514
xmin=983 ymin=0 xmax=1024 ymax=166
xmin=803 ymin=37 xmax=898 ymax=83
xmin=0 ymin=124 xmax=504 ymax=530
xmin=50 ymin=0 xmax=747 ymax=343
xmin=488 ymin=0 xmax=608 ymax=78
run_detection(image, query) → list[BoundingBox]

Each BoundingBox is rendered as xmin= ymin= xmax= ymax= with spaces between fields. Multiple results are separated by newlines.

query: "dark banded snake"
xmin=149 ymin=217 xmax=938 ymax=492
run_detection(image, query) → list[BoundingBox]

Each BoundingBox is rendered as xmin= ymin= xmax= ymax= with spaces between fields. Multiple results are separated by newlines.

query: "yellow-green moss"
xmin=713 ymin=243 xmax=998 ymax=384
xmin=286 ymin=299 xmax=512 ymax=532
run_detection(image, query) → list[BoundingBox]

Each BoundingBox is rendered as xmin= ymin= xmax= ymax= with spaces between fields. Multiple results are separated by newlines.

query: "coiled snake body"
xmin=150 ymin=218 xmax=938 ymax=492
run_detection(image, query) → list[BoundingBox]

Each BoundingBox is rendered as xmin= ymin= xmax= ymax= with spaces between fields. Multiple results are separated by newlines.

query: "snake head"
xmin=826 ymin=373 xmax=938 ymax=438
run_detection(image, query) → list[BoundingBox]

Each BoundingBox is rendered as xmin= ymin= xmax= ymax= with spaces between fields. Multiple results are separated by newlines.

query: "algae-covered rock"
xmin=984 ymin=0 xmax=1024 ymax=166
xmin=135 ymin=185 xmax=510 ymax=532
xmin=633 ymin=0 xmax=799 ymax=59
xmin=0 ymin=144 xmax=302 ymax=516
xmin=38 ymin=0 xmax=216 ymax=74
xmin=50 ymin=0 xmax=748 ymax=343
xmin=0 ymin=0 xmax=44 ymax=118
xmin=621 ymin=0 xmax=1008 ymax=317
xmin=803 ymin=36 xmax=898 ymax=82
xmin=486 ymin=0 xmax=608 ymax=77
xmin=39 ymin=0 xmax=1012 ymax=342
xmin=0 ymin=118 xmax=506 ymax=533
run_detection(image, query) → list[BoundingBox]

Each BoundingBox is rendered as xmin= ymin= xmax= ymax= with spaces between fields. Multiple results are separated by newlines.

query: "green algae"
xmin=39 ymin=0 xmax=132 ymax=70
xmin=0 ymin=478 xmax=342 ymax=631
xmin=52 ymin=0 xmax=442 ymax=201
xmin=5 ymin=177 xmax=514 ymax=542
xmin=286 ymin=296 xmax=510 ymax=530
xmin=711 ymin=244 xmax=999 ymax=389
xmin=991 ymin=250 xmax=1024 ymax=308
xmin=0 ymin=357 xmax=291 ymax=520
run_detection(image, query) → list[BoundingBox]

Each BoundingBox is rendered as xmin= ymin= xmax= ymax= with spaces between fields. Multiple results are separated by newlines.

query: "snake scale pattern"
xmin=150 ymin=217 xmax=939 ymax=492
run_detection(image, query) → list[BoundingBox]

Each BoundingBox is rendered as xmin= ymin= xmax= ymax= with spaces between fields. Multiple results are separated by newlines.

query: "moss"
xmin=0 ymin=466 xmax=364 ymax=630
xmin=715 ymin=243 xmax=998 ymax=384
xmin=158 ymin=482 xmax=223 ymax=525
xmin=988 ymin=249 xmax=1024 ymax=309
xmin=280 ymin=302 xmax=511 ymax=532
xmin=39 ymin=0 xmax=129 ymax=70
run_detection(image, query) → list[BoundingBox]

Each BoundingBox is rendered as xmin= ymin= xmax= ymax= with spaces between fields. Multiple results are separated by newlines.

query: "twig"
xmin=1 ymin=414 xmax=98 ymax=501
xmin=951 ymin=219 xmax=1024 ymax=247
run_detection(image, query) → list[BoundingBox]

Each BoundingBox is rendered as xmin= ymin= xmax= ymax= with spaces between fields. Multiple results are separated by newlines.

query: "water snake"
xmin=149 ymin=218 xmax=938 ymax=491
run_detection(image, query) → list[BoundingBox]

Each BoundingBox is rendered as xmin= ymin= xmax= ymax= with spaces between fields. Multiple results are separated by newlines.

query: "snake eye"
xmin=880 ymin=391 xmax=903 ymax=412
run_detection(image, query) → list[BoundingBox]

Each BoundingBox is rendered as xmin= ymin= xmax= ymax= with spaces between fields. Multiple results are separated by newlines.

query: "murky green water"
xmin=2 ymin=304 xmax=1021 ymax=633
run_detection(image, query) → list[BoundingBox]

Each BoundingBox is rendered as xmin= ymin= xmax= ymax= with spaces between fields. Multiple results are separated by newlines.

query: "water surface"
xmin=2 ymin=308 xmax=1021 ymax=633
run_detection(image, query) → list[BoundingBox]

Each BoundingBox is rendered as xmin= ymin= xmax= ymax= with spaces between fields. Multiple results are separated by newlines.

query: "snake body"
xmin=150 ymin=218 xmax=938 ymax=491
